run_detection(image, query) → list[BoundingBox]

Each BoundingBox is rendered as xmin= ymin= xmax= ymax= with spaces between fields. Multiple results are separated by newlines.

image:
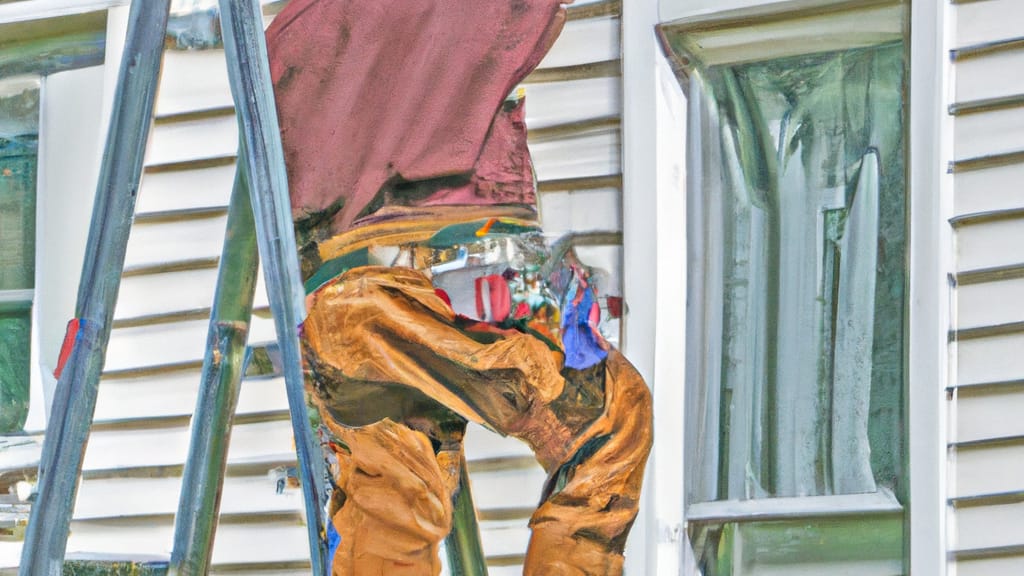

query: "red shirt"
xmin=266 ymin=0 xmax=569 ymax=245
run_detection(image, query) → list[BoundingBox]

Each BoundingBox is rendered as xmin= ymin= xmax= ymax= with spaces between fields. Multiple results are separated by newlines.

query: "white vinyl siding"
xmin=947 ymin=0 xmax=1024 ymax=574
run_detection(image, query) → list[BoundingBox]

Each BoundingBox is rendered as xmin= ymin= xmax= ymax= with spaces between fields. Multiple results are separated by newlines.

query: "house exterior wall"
xmin=947 ymin=1 xmax=1024 ymax=575
xmin=6 ymin=0 xmax=1023 ymax=574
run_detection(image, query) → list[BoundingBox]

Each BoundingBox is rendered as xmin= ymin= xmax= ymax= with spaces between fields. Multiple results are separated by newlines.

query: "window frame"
xmin=645 ymin=0 xmax=951 ymax=573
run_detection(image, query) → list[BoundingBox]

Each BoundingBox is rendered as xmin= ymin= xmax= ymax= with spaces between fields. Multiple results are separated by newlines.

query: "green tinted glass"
xmin=693 ymin=514 xmax=903 ymax=576
xmin=693 ymin=42 xmax=906 ymax=501
xmin=0 ymin=154 xmax=38 ymax=291
xmin=0 ymin=307 xmax=31 ymax=432
xmin=0 ymin=82 xmax=39 ymax=432
xmin=0 ymin=82 xmax=39 ymax=291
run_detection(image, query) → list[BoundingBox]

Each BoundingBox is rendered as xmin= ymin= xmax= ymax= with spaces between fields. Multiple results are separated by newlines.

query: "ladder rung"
xmin=62 ymin=555 xmax=169 ymax=576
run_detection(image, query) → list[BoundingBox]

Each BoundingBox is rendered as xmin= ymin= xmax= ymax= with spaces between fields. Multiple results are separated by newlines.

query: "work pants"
xmin=302 ymin=266 xmax=652 ymax=575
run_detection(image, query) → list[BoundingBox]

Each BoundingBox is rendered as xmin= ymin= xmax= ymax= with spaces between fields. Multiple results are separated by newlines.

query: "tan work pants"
xmin=302 ymin=266 xmax=652 ymax=575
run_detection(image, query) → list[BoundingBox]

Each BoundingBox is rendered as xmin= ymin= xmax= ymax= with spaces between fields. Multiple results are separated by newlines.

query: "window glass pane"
xmin=0 ymin=155 xmax=38 ymax=291
xmin=0 ymin=82 xmax=39 ymax=291
xmin=694 ymin=514 xmax=903 ymax=576
xmin=0 ymin=79 xmax=39 ymax=433
xmin=689 ymin=42 xmax=906 ymax=502
xmin=0 ymin=307 xmax=31 ymax=433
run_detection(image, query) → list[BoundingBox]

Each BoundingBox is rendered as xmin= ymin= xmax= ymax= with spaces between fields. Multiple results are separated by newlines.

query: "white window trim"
xmin=907 ymin=0 xmax=952 ymax=573
xmin=622 ymin=0 xmax=666 ymax=574
xmin=623 ymin=0 xmax=690 ymax=574
xmin=687 ymin=489 xmax=902 ymax=525
xmin=0 ymin=0 xmax=127 ymax=25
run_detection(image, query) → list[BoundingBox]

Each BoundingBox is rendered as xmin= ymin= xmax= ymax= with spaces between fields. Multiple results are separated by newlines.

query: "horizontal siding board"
xmin=105 ymin=314 xmax=277 ymax=372
xmin=951 ymin=37 xmax=1024 ymax=62
xmin=73 ymin=475 xmax=301 ymax=521
xmin=955 ymin=501 xmax=1024 ymax=552
xmin=950 ymin=93 xmax=1024 ymax=117
xmin=953 ymin=163 xmax=1024 ymax=216
xmin=953 ymin=442 xmax=1024 ymax=498
xmin=145 ymin=154 xmax=237 ymax=174
xmin=954 ymin=106 xmax=1024 ymax=161
xmin=81 ymin=420 xmax=295 ymax=472
xmin=567 ymin=0 xmax=617 ymax=11
xmin=94 ymin=375 xmax=286 ymax=423
xmin=114 ymin=280 xmax=270 ymax=324
xmin=524 ymin=59 xmax=620 ymax=84
xmin=114 ymin=268 xmax=218 ymax=320
xmin=951 ymin=208 xmax=1024 ymax=229
xmin=955 ymin=217 xmax=1024 ymax=272
xmin=477 ymin=523 xmax=532 ymax=559
xmin=483 ymin=561 xmax=524 ymax=569
xmin=956 ymin=263 xmax=1024 ymax=287
xmin=105 ymin=319 xmax=213 ymax=372
xmin=112 ymin=307 xmax=213 ymax=330
xmin=462 ymin=425 xmax=536 ymax=461
xmin=65 ymin=521 xmax=309 ymax=565
xmin=957 ymin=389 xmax=1024 ymax=444
xmin=538 ymin=16 xmax=620 ymax=69
xmin=93 ymin=370 xmax=201 ymax=421
xmin=145 ymin=114 xmax=238 ymax=168
xmin=467 ymin=466 xmax=548 ymax=511
xmin=957 ymin=333 xmax=1024 ymax=386
xmin=94 ymin=373 xmax=288 ymax=423
xmin=956 ymin=322 xmax=1024 ymax=342
xmin=156 ymin=49 xmax=233 ymax=116
xmin=137 ymin=163 xmax=236 ymax=214
xmin=950 ymin=489 xmax=1024 ymax=510
xmin=955 ymin=49 xmax=1024 ymax=103
xmin=957 ymin=277 xmax=1024 ymax=330
xmin=538 ymin=173 xmax=623 ymax=193
xmin=953 ymin=379 xmax=1024 ymax=397
xmin=90 ymin=408 xmax=288 ymax=434
xmin=530 ymin=129 xmax=621 ymax=181
xmin=154 ymin=105 xmax=235 ymax=126
xmin=954 ymin=555 xmax=1024 ymax=576
xmin=124 ymin=215 xmax=227 ymax=269
xmin=950 ymin=149 xmax=1024 ymax=174
xmin=523 ymin=77 xmax=621 ymax=129
xmin=539 ymin=187 xmax=623 ymax=237
xmin=529 ymin=115 xmax=620 ymax=144
xmin=134 ymin=205 xmax=229 ymax=226
xmin=954 ymin=0 xmax=1024 ymax=48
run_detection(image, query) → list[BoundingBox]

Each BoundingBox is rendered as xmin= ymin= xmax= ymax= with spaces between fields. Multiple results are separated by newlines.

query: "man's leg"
xmin=319 ymin=416 xmax=458 ymax=576
xmin=524 ymin=351 xmax=652 ymax=576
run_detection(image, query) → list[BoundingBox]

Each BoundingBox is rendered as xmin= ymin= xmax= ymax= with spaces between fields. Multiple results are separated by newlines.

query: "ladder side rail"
xmin=216 ymin=1 xmax=328 ymax=573
xmin=19 ymin=2 xmax=172 ymax=574
xmin=168 ymin=162 xmax=260 ymax=576
xmin=445 ymin=457 xmax=490 ymax=576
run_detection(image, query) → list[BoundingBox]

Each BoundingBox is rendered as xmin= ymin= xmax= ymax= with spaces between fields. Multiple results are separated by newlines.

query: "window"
xmin=0 ymin=77 xmax=39 ymax=434
xmin=659 ymin=1 xmax=909 ymax=573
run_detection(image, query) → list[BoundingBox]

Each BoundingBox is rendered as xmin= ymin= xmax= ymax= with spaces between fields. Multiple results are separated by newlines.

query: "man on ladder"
xmin=265 ymin=0 xmax=653 ymax=574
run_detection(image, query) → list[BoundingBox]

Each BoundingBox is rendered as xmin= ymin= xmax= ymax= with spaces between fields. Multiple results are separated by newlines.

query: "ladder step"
xmin=62 ymin=554 xmax=169 ymax=575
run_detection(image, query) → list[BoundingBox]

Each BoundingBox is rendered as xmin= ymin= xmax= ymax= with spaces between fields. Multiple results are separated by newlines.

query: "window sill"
xmin=687 ymin=488 xmax=903 ymax=526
